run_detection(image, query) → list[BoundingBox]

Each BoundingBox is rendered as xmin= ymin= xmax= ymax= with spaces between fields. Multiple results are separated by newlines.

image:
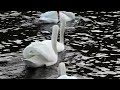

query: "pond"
xmin=0 ymin=11 xmax=120 ymax=79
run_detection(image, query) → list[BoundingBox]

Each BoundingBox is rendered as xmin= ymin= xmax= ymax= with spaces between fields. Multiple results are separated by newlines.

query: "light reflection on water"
xmin=0 ymin=11 xmax=120 ymax=79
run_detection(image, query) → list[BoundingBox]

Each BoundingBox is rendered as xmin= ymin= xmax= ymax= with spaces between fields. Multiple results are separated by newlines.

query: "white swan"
xmin=23 ymin=25 xmax=59 ymax=68
xmin=57 ymin=62 xmax=77 ymax=79
xmin=39 ymin=11 xmax=75 ymax=23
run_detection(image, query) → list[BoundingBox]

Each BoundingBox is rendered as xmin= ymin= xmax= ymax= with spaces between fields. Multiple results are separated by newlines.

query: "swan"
xmin=39 ymin=11 xmax=75 ymax=23
xmin=23 ymin=25 xmax=59 ymax=68
xmin=57 ymin=62 xmax=77 ymax=79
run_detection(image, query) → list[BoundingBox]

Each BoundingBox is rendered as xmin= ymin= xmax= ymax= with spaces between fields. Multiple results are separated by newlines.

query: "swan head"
xmin=58 ymin=62 xmax=66 ymax=76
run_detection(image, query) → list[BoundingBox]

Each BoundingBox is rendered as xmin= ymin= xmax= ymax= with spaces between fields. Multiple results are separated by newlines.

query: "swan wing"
xmin=59 ymin=12 xmax=71 ymax=22
xmin=40 ymin=11 xmax=57 ymax=18
xmin=40 ymin=11 xmax=58 ymax=23
xmin=60 ymin=11 xmax=75 ymax=20
xmin=23 ymin=41 xmax=44 ymax=58
xmin=39 ymin=17 xmax=58 ymax=23
xmin=29 ymin=41 xmax=57 ymax=62
xmin=23 ymin=45 xmax=35 ymax=59
xmin=23 ymin=41 xmax=41 ymax=58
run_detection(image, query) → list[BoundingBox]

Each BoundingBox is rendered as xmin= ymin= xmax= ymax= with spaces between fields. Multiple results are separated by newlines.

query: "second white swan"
xmin=39 ymin=11 xmax=75 ymax=23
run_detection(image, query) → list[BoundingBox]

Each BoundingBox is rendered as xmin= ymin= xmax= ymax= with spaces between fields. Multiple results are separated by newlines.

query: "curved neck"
xmin=58 ymin=62 xmax=66 ymax=76
xmin=60 ymin=16 xmax=66 ymax=44
xmin=51 ymin=25 xmax=59 ymax=54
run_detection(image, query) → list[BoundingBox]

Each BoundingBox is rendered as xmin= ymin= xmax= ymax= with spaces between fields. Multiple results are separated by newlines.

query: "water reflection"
xmin=0 ymin=11 xmax=120 ymax=79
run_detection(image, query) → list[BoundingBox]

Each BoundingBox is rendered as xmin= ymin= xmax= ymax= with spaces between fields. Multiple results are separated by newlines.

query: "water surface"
xmin=0 ymin=11 xmax=120 ymax=79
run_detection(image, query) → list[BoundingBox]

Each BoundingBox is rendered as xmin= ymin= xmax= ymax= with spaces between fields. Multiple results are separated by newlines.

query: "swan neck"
xmin=60 ymin=16 xmax=66 ymax=44
xmin=57 ymin=11 xmax=60 ymax=20
xmin=52 ymin=25 xmax=59 ymax=54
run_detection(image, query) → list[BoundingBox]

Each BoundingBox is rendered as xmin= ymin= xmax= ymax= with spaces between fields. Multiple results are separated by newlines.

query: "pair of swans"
xmin=39 ymin=11 xmax=75 ymax=23
xmin=23 ymin=15 xmax=66 ymax=67
xmin=57 ymin=62 xmax=77 ymax=79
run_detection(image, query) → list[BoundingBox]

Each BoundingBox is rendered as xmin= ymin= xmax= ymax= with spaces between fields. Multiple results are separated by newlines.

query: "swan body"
xmin=23 ymin=25 xmax=59 ymax=68
xmin=39 ymin=11 xmax=75 ymax=23
xmin=23 ymin=42 xmax=57 ymax=67
xmin=57 ymin=62 xmax=77 ymax=79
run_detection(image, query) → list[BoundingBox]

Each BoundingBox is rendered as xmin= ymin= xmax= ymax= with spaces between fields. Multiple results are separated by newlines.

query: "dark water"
xmin=0 ymin=11 xmax=120 ymax=79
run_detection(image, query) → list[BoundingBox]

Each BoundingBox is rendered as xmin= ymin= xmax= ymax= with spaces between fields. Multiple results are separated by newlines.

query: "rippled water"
xmin=0 ymin=11 xmax=120 ymax=79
